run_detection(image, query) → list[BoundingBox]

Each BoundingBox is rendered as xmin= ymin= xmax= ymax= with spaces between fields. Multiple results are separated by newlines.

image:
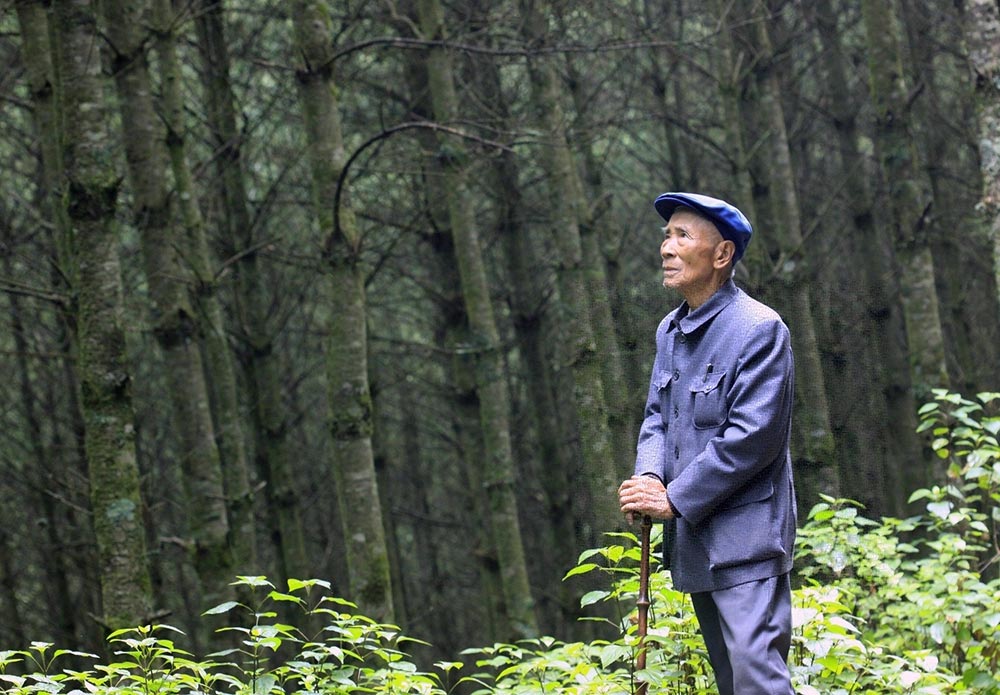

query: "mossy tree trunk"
xmin=100 ymin=0 xmax=234 ymax=612
xmin=150 ymin=0 xmax=258 ymax=573
xmin=518 ymin=0 xmax=622 ymax=535
xmin=742 ymin=0 xmax=840 ymax=502
xmin=290 ymin=0 xmax=394 ymax=622
xmin=813 ymin=0 xmax=919 ymax=514
xmin=53 ymin=0 xmax=152 ymax=630
xmin=708 ymin=0 xmax=765 ymax=291
xmin=416 ymin=0 xmax=539 ymax=640
xmin=14 ymin=0 xmax=72 ymax=279
xmin=475 ymin=31 xmax=580 ymax=633
xmin=397 ymin=37 xmax=509 ymax=642
xmin=861 ymin=0 xmax=950 ymax=399
xmin=557 ymin=10 xmax=635 ymax=468
xmin=13 ymin=0 xmax=84 ymax=646
xmin=194 ymin=0 xmax=309 ymax=584
xmin=2 ymin=251 xmax=79 ymax=645
xmin=960 ymin=0 xmax=1000 ymax=312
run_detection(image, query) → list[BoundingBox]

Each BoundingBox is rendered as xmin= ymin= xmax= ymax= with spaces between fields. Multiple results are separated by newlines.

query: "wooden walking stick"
xmin=635 ymin=514 xmax=653 ymax=695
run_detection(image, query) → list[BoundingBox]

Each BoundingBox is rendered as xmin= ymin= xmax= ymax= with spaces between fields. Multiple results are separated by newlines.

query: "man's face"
xmin=660 ymin=208 xmax=727 ymax=300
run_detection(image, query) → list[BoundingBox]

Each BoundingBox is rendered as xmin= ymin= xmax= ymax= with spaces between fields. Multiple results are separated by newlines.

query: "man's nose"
xmin=661 ymin=238 xmax=675 ymax=258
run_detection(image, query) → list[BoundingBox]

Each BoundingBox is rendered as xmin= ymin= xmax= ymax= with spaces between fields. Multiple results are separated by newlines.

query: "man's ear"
xmin=714 ymin=240 xmax=735 ymax=269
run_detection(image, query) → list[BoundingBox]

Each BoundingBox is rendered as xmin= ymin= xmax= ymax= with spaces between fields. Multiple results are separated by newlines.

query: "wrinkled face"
xmin=660 ymin=208 xmax=728 ymax=302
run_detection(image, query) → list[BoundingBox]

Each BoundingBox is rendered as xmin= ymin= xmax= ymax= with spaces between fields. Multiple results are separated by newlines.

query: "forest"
xmin=0 ymin=0 xmax=999 ymax=690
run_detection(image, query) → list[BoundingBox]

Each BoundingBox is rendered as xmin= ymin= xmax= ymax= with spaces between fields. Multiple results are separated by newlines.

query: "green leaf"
xmin=579 ymin=590 xmax=610 ymax=607
xmin=927 ymin=501 xmax=952 ymax=519
xmin=963 ymin=669 xmax=998 ymax=688
xmin=253 ymin=674 xmax=277 ymax=695
xmin=267 ymin=591 xmax=304 ymax=604
xmin=807 ymin=502 xmax=830 ymax=518
xmin=203 ymin=601 xmax=242 ymax=615
xmin=434 ymin=661 xmax=463 ymax=673
xmin=287 ymin=578 xmax=331 ymax=592
xmin=563 ymin=563 xmax=599 ymax=580
xmin=233 ymin=576 xmax=274 ymax=588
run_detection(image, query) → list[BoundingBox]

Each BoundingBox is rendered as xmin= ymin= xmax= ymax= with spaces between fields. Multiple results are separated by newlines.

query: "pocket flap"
xmin=689 ymin=370 xmax=726 ymax=394
xmin=720 ymin=479 xmax=774 ymax=510
xmin=654 ymin=359 xmax=673 ymax=389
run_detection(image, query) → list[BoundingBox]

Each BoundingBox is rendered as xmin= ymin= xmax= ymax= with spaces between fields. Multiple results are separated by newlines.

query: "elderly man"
xmin=618 ymin=192 xmax=797 ymax=695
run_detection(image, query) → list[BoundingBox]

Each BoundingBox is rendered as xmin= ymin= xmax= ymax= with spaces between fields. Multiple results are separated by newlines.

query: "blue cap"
xmin=653 ymin=192 xmax=753 ymax=263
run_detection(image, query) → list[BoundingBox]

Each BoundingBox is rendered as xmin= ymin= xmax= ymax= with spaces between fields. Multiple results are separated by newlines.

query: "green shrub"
xmin=1 ymin=391 xmax=997 ymax=694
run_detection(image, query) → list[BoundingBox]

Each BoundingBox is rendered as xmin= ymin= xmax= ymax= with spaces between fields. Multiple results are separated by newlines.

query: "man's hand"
xmin=618 ymin=475 xmax=675 ymax=523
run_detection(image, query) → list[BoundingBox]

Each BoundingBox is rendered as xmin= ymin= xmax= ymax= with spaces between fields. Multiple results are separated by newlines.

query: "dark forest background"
xmin=0 ymin=0 xmax=998 ymax=665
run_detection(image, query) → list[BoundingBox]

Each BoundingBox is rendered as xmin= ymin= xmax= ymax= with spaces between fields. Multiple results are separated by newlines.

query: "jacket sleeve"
xmin=666 ymin=318 xmax=793 ymax=526
xmin=634 ymin=321 xmax=669 ymax=479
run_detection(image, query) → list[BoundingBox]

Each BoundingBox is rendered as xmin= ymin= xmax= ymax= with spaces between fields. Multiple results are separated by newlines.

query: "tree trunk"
xmin=151 ymin=0 xmax=258 ymax=573
xmin=100 ymin=0 xmax=234 ymax=612
xmin=479 ymin=51 xmax=579 ymax=633
xmin=416 ymin=0 xmax=539 ymax=640
xmin=558 ymin=11 xmax=636 ymax=467
xmin=0 ymin=526 xmax=27 ymax=647
xmin=708 ymin=0 xmax=766 ymax=291
xmin=519 ymin=0 xmax=623 ymax=534
xmin=861 ymin=0 xmax=950 ymax=402
xmin=14 ymin=0 xmax=72 ymax=281
xmin=13 ymin=0 xmax=82 ymax=645
xmin=290 ymin=0 xmax=394 ymax=622
xmin=731 ymin=0 xmax=840 ymax=504
xmin=959 ymin=0 xmax=1000 ymax=364
xmin=395 ymin=34 xmax=511 ymax=642
xmin=813 ymin=0 xmax=918 ymax=513
xmin=53 ymin=0 xmax=153 ymax=630
xmin=194 ymin=0 xmax=309 ymax=584
xmin=959 ymin=0 xmax=1000 ymax=319
xmin=3 ymin=254 xmax=78 ymax=645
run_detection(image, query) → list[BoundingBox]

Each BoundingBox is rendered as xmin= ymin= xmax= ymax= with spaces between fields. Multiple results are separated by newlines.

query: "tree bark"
xmin=395 ymin=32 xmax=510 ymax=642
xmin=960 ymin=0 xmax=1000 ymax=315
xmin=290 ymin=0 xmax=394 ymax=622
xmin=476 ymin=35 xmax=579 ymax=633
xmin=194 ymin=0 xmax=309 ymax=584
xmin=53 ymin=0 xmax=153 ymax=630
xmin=558 ymin=12 xmax=636 ymax=467
xmin=416 ymin=0 xmax=539 ymax=640
xmin=861 ymin=0 xmax=950 ymax=401
xmin=519 ymin=0 xmax=623 ymax=534
xmin=3 ymin=252 xmax=79 ymax=645
xmin=13 ymin=0 xmax=83 ymax=644
xmin=150 ymin=0 xmax=258 ymax=573
xmin=748 ymin=1 xmax=839 ymax=501
xmin=813 ymin=0 xmax=918 ymax=513
xmin=0 ymin=526 xmax=27 ymax=647
xmin=14 ymin=0 xmax=72 ymax=281
xmin=100 ymin=0 xmax=234 ymax=611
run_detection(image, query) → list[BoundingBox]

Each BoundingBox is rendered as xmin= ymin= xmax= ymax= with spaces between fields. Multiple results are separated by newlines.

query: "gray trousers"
xmin=690 ymin=574 xmax=795 ymax=695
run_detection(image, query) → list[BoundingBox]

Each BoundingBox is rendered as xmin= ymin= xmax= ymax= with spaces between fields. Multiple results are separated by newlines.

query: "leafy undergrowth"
xmin=1 ymin=391 xmax=998 ymax=694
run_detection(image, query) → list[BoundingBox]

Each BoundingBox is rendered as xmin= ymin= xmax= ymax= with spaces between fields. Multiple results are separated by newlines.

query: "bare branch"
xmin=332 ymin=120 xmax=514 ymax=247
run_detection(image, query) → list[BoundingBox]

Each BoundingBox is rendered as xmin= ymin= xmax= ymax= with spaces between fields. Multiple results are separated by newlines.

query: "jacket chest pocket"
xmin=690 ymin=371 xmax=727 ymax=429
xmin=655 ymin=369 xmax=673 ymax=427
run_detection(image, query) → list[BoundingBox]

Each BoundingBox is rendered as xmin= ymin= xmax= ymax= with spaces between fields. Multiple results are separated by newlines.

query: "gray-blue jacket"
xmin=635 ymin=279 xmax=797 ymax=593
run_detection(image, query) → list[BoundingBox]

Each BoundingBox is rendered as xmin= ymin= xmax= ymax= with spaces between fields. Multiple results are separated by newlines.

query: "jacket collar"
xmin=668 ymin=279 xmax=739 ymax=335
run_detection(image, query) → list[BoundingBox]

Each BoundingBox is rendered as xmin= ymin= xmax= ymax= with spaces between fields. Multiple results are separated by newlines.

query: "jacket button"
xmin=673 ymin=369 xmax=680 ymax=381
xmin=678 ymin=333 xmax=687 ymax=343
xmin=674 ymin=446 xmax=680 ymax=459
xmin=673 ymin=405 xmax=679 ymax=418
